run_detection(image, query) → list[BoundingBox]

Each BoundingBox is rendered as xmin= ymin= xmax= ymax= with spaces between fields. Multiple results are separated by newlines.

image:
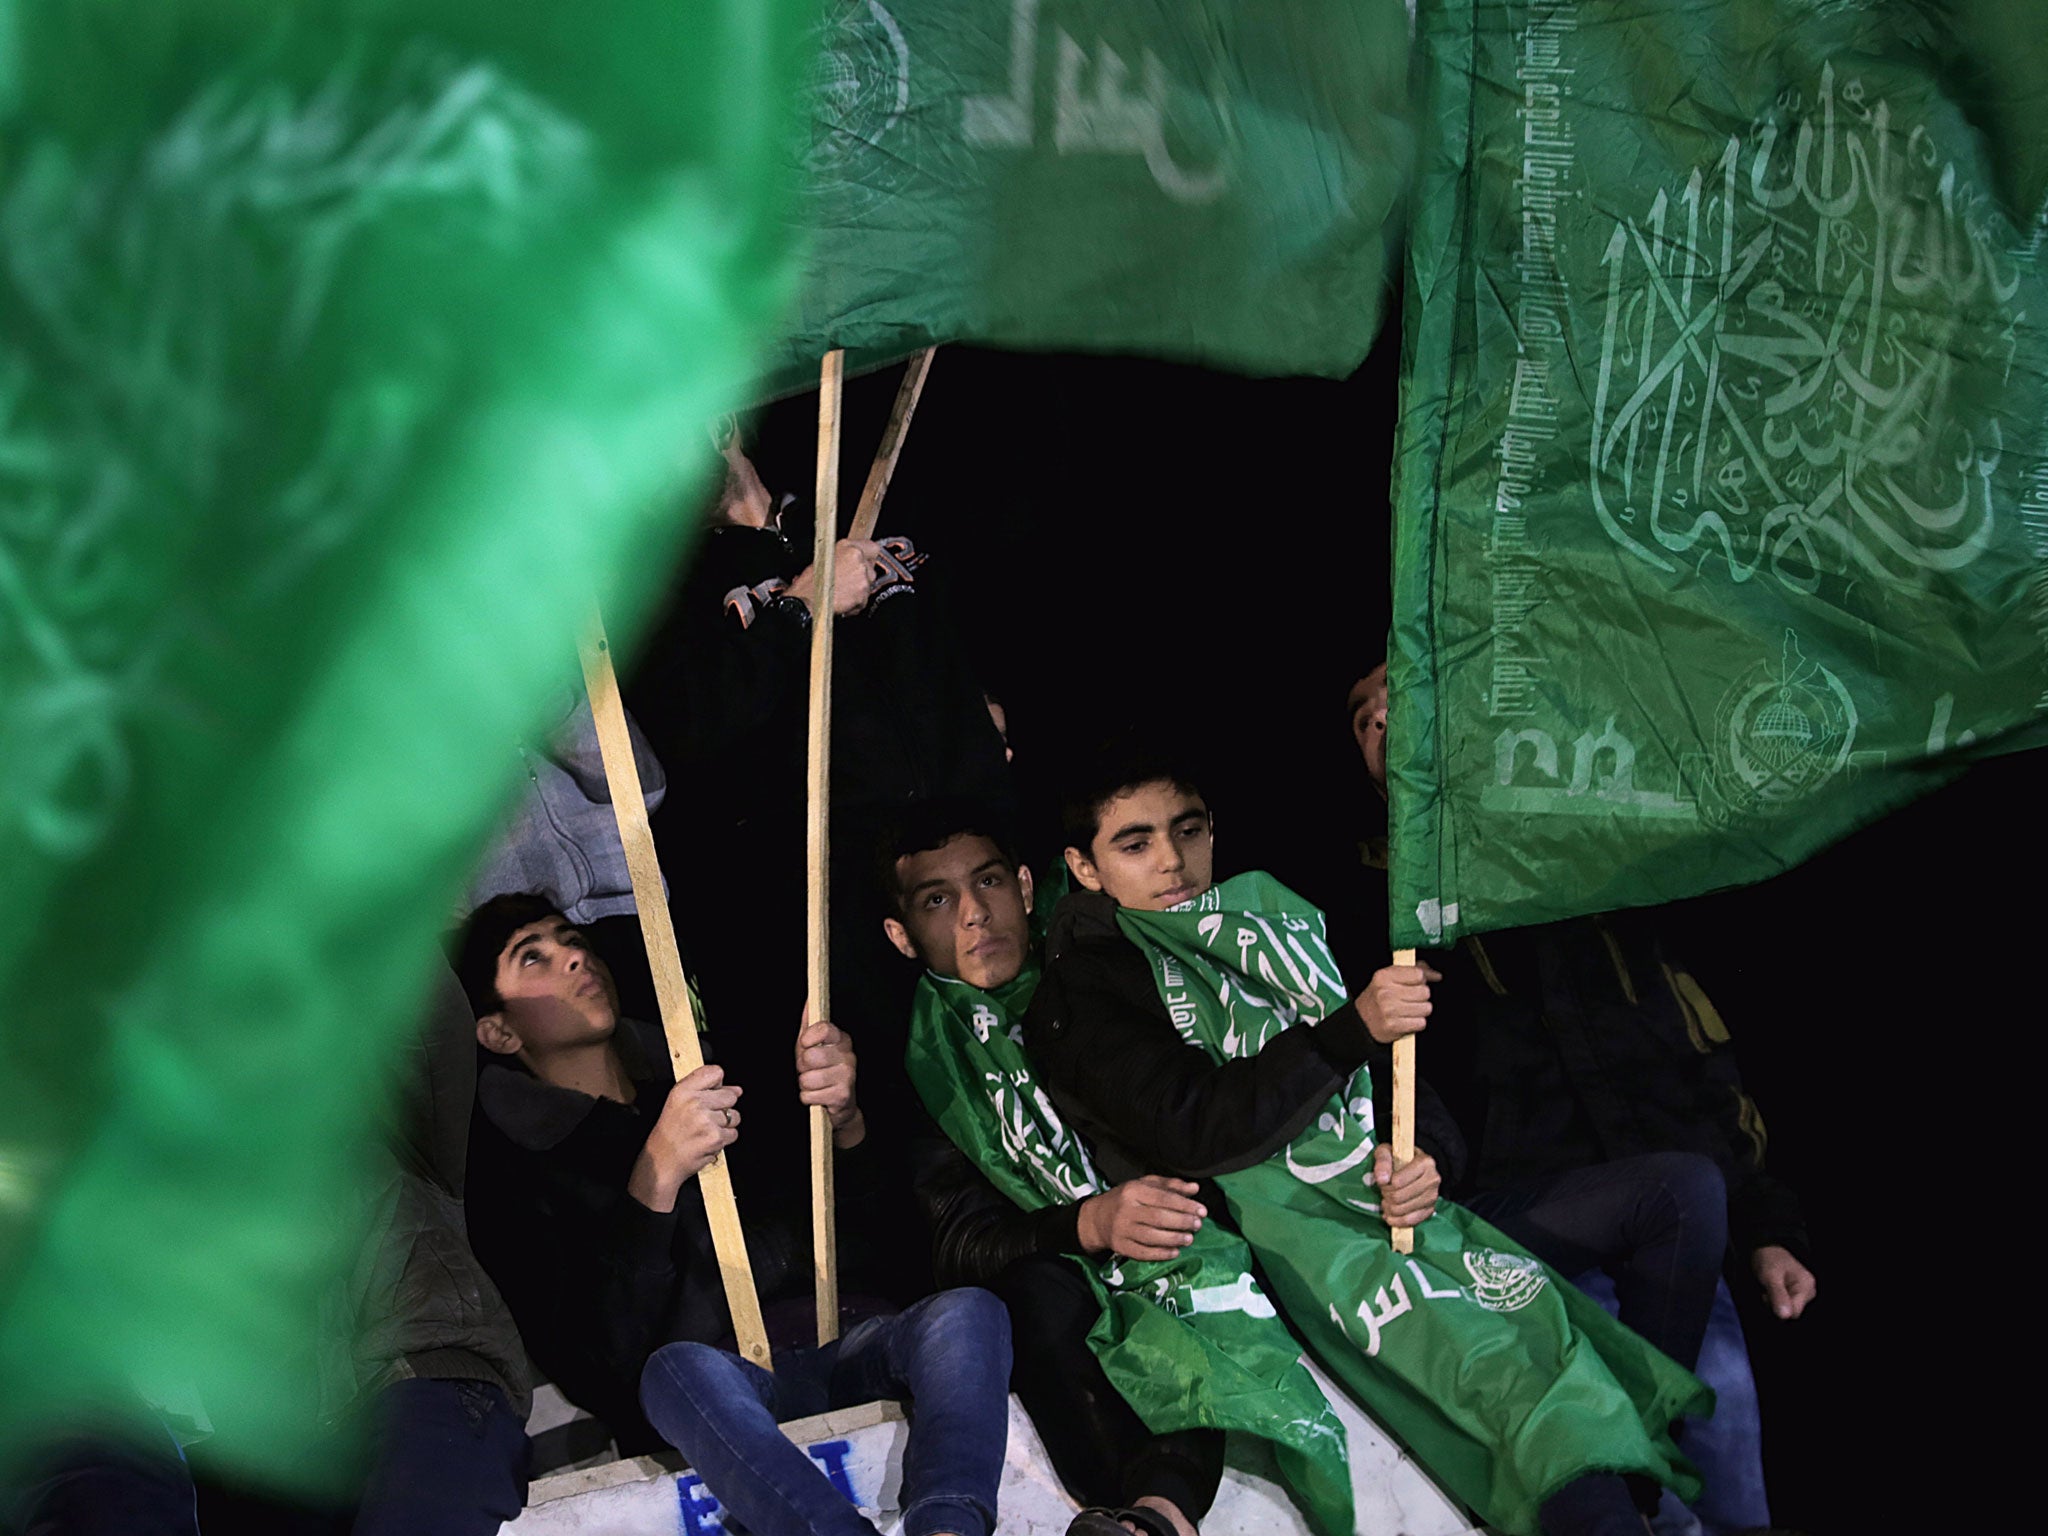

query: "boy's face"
xmin=1348 ymin=664 xmax=1389 ymax=794
xmin=884 ymin=833 xmax=1034 ymax=990
xmin=478 ymin=915 xmax=620 ymax=1060
xmin=1067 ymin=780 xmax=1213 ymax=911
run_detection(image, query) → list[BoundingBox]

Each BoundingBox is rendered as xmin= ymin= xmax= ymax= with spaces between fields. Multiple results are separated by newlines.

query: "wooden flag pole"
xmin=1389 ymin=946 xmax=1418 ymax=1255
xmin=806 ymin=349 xmax=845 ymax=1344
xmin=578 ymin=617 xmax=773 ymax=1369
xmin=846 ymin=348 xmax=936 ymax=542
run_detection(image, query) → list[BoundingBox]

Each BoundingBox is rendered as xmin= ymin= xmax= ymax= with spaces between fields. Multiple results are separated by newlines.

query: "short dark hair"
xmin=453 ymin=892 xmax=564 ymax=1018
xmin=1060 ymin=753 xmax=1205 ymax=855
xmin=875 ymin=799 xmax=1019 ymax=915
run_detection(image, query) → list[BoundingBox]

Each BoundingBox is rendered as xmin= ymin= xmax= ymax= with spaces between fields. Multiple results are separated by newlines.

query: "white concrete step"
xmin=507 ymin=1360 xmax=1482 ymax=1535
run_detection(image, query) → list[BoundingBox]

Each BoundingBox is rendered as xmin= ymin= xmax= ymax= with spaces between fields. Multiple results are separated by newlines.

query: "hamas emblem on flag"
xmin=1462 ymin=1248 xmax=1548 ymax=1313
xmin=802 ymin=0 xmax=913 ymax=202
xmin=1705 ymin=630 xmax=1857 ymax=821
xmin=1588 ymin=63 xmax=2016 ymax=597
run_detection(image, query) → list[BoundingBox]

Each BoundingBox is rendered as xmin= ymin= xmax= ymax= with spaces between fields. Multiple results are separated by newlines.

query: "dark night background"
xmin=721 ymin=330 xmax=2036 ymax=1535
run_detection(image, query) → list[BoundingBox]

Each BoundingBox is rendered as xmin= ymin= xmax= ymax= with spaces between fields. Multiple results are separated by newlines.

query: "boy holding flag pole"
xmin=1022 ymin=755 xmax=1712 ymax=1536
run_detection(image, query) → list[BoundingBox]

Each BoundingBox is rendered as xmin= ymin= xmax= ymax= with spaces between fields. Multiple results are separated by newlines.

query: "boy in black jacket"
xmin=1024 ymin=761 xmax=1686 ymax=1536
xmin=881 ymin=804 xmax=1222 ymax=1536
xmin=457 ymin=894 xmax=1010 ymax=1536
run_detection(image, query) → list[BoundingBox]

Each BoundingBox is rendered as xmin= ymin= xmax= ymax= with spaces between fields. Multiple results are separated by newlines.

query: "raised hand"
xmin=627 ymin=1064 xmax=741 ymax=1212
xmin=1355 ymin=960 xmax=1442 ymax=1045
xmin=797 ymin=1014 xmax=865 ymax=1148
xmin=787 ymin=538 xmax=884 ymax=617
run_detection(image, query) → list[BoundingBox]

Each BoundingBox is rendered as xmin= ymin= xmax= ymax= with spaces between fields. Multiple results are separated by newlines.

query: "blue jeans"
xmin=1577 ymin=1274 xmax=1770 ymax=1536
xmin=352 ymin=1378 xmax=530 ymax=1536
xmin=640 ymin=1288 xmax=1011 ymax=1536
xmin=7 ymin=1419 xmax=197 ymax=1536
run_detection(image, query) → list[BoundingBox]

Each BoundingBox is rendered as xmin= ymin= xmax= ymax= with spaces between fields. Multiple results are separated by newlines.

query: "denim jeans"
xmin=640 ymin=1288 xmax=1011 ymax=1536
xmin=352 ymin=1378 xmax=530 ymax=1536
xmin=1577 ymin=1274 xmax=1770 ymax=1536
xmin=6 ymin=1419 xmax=197 ymax=1536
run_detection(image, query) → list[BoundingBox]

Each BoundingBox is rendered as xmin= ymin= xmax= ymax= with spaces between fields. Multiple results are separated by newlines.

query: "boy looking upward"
xmin=456 ymin=894 xmax=1010 ymax=1536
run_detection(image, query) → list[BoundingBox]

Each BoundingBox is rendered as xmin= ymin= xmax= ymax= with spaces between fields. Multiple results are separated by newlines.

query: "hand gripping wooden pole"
xmin=1389 ymin=947 xmax=1419 ymax=1255
xmin=845 ymin=347 xmax=935 ymax=542
xmin=579 ymin=617 xmax=773 ymax=1369
xmin=806 ymin=349 xmax=845 ymax=1344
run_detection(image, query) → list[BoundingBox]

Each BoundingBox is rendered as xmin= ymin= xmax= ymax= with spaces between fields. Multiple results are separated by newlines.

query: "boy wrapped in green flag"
xmin=1022 ymin=759 xmax=1711 ymax=1536
xmin=886 ymin=804 xmax=1354 ymax=1536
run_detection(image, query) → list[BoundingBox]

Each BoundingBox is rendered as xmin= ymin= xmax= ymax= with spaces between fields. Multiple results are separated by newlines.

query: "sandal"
xmin=1065 ymin=1507 xmax=1181 ymax=1536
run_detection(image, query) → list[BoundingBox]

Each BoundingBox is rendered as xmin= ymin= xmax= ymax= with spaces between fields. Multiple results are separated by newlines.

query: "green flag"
xmin=1117 ymin=873 xmax=1708 ymax=1536
xmin=1388 ymin=0 xmax=2048 ymax=947
xmin=0 ymin=0 xmax=806 ymax=1483
xmin=755 ymin=0 xmax=1416 ymax=396
xmin=906 ymin=966 xmax=1355 ymax=1536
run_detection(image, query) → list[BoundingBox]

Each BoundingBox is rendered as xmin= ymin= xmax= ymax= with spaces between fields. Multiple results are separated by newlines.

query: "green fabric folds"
xmin=758 ymin=0 xmax=1416 ymax=396
xmin=0 ymin=0 xmax=806 ymax=1483
xmin=905 ymin=967 xmax=1355 ymax=1536
xmin=1118 ymin=873 xmax=1708 ymax=1536
xmin=1388 ymin=0 xmax=2048 ymax=947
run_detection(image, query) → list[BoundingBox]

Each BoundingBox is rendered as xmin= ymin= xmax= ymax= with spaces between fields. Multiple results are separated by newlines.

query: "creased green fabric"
xmin=1119 ymin=872 xmax=1709 ymax=1536
xmin=1388 ymin=0 xmax=2048 ymax=947
xmin=905 ymin=966 xmax=1354 ymax=1536
xmin=0 ymin=0 xmax=806 ymax=1483
xmin=758 ymin=0 xmax=1415 ymax=396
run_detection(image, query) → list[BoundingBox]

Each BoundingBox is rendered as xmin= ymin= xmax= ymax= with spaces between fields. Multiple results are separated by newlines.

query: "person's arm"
xmin=1027 ymin=935 xmax=1379 ymax=1179
xmin=628 ymin=536 xmax=880 ymax=775
xmin=1664 ymin=963 xmax=1818 ymax=1318
xmin=913 ymin=1128 xmax=1084 ymax=1287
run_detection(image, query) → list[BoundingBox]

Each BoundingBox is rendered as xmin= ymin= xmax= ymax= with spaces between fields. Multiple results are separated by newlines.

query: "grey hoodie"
xmin=466 ymin=692 xmax=665 ymax=923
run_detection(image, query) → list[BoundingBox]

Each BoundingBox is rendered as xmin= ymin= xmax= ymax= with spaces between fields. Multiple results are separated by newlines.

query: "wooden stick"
xmin=1389 ymin=946 xmax=1418 ymax=1255
xmin=806 ymin=349 xmax=845 ymax=1344
xmin=578 ymin=617 xmax=773 ymax=1369
xmin=845 ymin=348 xmax=936 ymax=542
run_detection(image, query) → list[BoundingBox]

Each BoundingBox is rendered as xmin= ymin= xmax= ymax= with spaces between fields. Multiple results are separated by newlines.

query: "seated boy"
xmin=456 ymin=893 xmax=1010 ymax=1536
xmin=881 ymin=802 xmax=1227 ymax=1536
xmin=1023 ymin=760 xmax=1711 ymax=1536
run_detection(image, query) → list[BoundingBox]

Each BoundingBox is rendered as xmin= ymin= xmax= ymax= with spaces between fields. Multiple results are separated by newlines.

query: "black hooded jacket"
xmin=463 ymin=1018 xmax=876 ymax=1449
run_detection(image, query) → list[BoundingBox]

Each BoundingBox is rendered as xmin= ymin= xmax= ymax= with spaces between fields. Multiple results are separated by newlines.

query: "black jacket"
xmin=1021 ymin=891 xmax=1467 ymax=1193
xmin=1423 ymin=913 xmax=1811 ymax=1265
xmin=912 ymin=1119 xmax=1087 ymax=1289
xmin=628 ymin=520 xmax=1010 ymax=831
xmin=464 ymin=1018 xmax=874 ymax=1449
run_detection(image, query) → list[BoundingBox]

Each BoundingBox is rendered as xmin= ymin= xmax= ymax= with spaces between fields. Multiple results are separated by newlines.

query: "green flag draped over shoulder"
xmin=1388 ymin=0 xmax=2048 ymax=947
xmin=0 ymin=0 xmax=807 ymax=1483
xmin=1118 ymin=873 xmax=1708 ymax=1536
xmin=906 ymin=967 xmax=1355 ymax=1536
xmin=755 ymin=0 xmax=1416 ymax=396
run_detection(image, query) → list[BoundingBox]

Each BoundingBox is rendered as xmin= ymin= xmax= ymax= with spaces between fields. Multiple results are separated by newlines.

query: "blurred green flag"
xmin=757 ymin=0 xmax=1416 ymax=395
xmin=0 ymin=0 xmax=806 ymax=1480
xmin=1387 ymin=0 xmax=2048 ymax=948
